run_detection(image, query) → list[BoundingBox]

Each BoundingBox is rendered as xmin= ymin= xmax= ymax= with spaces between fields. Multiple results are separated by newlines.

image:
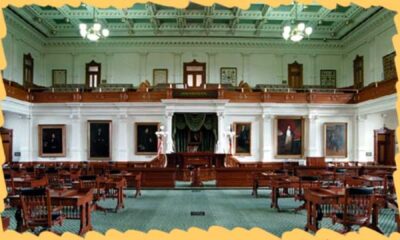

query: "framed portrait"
xmin=320 ymin=69 xmax=336 ymax=88
xmin=52 ymin=69 xmax=67 ymax=85
xmin=324 ymin=122 xmax=348 ymax=158
xmin=220 ymin=67 xmax=237 ymax=85
xmin=234 ymin=122 xmax=251 ymax=155
xmin=38 ymin=124 xmax=66 ymax=157
xmin=188 ymin=131 xmax=202 ymax=144
xmin=88 ymin=120 xmax=112 ymax=160
xmin=383 ymin=51 xmax=397 ymax=81
xmin=136 ymin=122 xmax=159 ymax=155
xmin=275 ymin=117 xmax=304 ymax=158
xmin=153 ymin=69 xmax=168 ymax=86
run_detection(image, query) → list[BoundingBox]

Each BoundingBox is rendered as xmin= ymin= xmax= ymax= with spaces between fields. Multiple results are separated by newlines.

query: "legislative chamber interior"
xmin=0 ymin=1 xmax=399 ymax=236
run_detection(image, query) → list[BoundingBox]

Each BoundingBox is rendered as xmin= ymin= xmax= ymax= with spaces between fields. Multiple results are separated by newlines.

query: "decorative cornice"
xmin=3 ymin=9 xmax=46 ymax=48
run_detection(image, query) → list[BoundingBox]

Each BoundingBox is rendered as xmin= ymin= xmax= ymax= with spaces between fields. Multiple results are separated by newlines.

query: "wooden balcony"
xmin=2 ymin=78 xmax=396 ymax=105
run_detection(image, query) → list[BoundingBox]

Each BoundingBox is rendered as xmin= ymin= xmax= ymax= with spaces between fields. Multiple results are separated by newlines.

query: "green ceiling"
xmin=6 ymin=2 xmax=387 ymax=40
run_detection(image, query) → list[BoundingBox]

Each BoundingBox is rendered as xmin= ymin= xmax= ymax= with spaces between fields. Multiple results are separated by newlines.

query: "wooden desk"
xmin=102 ymin=178 xmax=126 ymax=211
xmin=12 ymin=177 xmax=48 ymax=188
xmin=304 ymin=187 xmax=384 ymax=233
xmin=111 ymin=172 xmax=142 ymax=198
xmin=270 ymin=176 xmax=300 ymax=211
xmin=8 ymin=189 xmax=93 ymax=235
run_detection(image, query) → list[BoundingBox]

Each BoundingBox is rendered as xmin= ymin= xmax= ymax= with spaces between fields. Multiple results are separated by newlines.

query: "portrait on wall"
xmin=276 ymin=117 xmax=304 ymax=158
xmin=188 ymin=131 xmax=202 ymax=144
xmin=88 ymin=120 xmax=112 ymax=160
xmin=52 ymin=69 xmax=67 ymax=85
xmin=234 ymin=122 xmax=251 ymax=155
xmin=153 ymin=69 xmax=168 ymax=86
xmin=136 ymin=122 xmax=159 ymax=155
xmin=324 ymin=122 xmax=347 ymax=158
xmin=38 ymin=124 xmax=66 ymax=157
xmin=220 ymin=67 xmax=237 ymax=85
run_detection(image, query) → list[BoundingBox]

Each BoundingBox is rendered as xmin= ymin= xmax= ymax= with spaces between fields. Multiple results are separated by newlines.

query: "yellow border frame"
xmin=0 ymin=0 xmax=399 ymax=239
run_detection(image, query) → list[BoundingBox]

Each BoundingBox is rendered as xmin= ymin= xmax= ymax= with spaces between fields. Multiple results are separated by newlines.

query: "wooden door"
xmin=288 ymin=61 xmax=303 ymax=88
xmin=374 ymin=127 xmax=395 ymax=165
xmin=0 ymin=128 xmax=13 ymax=164
xmin=86 ymin=60 xmax=101 ymax=88
xmin=184 ymin=60 xmax=206 ymax=88
xmin=353 ymin=55 xmax=364 ymax=89
xmin=23 ymin=54 xmax=34 ymax=87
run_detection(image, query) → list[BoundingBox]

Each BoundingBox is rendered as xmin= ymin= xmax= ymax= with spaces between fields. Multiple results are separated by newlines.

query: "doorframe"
xmin=183 ymin=59 xmax=206 ymax=88
xmin=373 ymin=127 xmax=395 ymax=165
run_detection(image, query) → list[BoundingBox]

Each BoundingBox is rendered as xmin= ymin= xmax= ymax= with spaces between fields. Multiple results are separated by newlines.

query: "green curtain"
xmin=184 ymin=113 xmax=206 ymax=131
xmin=172 ymin=113 xmax=218 ymax=152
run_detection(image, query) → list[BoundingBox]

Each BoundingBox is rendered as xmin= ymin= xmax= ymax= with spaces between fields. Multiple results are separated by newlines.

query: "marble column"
xmin=260 ymin=114 xmax=272 ymax=162
xmin=69 ymin=110 xmax=83 ymax=161
xmin=354 ymin=114 xmax=368 ymax=162
xmin=117 ymin=113 xmax=128 ymax=161
xmin=18 ymin=114 xmax=31 ymax=161
xmin=216 ymin=112 xmax=225 ymax=153
xmin=165 ymin=112 xmax=174 ymax=153
xmin=307 ymin=114 xmax=318 ymax=157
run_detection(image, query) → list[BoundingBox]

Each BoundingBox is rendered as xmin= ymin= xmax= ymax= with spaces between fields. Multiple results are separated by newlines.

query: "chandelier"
xmin=79 ymin=8 xmax=110 ymax=41
xmin=282 ymin=2 xmax=313 ymax=42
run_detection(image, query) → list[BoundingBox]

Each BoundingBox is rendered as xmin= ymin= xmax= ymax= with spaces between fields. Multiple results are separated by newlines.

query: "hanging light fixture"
xmin=79 ymin=8 xmax=110 ymax=41
xmin=282 ymin=1 xmax=313 ymax=42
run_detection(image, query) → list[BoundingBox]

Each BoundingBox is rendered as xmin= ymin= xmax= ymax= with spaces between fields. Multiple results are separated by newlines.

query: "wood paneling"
xmin=2 ymin=78 xmax=395 ymax=104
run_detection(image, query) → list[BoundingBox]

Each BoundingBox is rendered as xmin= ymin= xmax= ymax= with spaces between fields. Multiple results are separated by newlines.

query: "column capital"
xmin=356 ymin=114 xmax=367 ymax=121
xmin=165 ymin=112 xmax=174 ymax=118
xmin=261 ymin=113 xmax=272 ymax=119
xmin=217 ymin=111 xmax=225 ymax=118
xmin=307 ymin=114 xmax=318 ymax=120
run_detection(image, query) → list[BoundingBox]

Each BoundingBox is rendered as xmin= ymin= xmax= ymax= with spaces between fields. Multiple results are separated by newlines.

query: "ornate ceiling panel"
xmin=5 ymin=2 xmax=389 ymax=41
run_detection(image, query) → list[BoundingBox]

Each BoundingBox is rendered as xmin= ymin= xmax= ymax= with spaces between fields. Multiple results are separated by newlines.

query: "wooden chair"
xmin=331 ymin=187 xmax=374 ymax=233
xmin=4 ymin=173 xmax=16 ymax=195
xmin=78 ymin=175 xmax=107 ymax=213
xmin=294 ymin=176 xmax=321 ymax=212
xmin=45 ymin=168 xmax=64 ymax=189
xmin=306 ymin=157 xmax=326 ymax=167
xmin=20 ymin=188 xmax=64 ymax=233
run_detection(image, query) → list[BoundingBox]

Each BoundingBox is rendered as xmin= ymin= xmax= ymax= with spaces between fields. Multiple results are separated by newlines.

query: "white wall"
xmin=2 ymin=94 xmax=396 ymax=163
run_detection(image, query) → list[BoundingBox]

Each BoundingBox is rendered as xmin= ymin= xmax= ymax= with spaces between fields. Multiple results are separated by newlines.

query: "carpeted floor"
xmin=2 ymin=189 xmax=397 ymax=236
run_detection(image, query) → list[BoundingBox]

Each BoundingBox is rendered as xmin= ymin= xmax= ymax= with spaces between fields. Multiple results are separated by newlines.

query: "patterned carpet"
xmin=2 ymin=189 xmax=397 ymax=236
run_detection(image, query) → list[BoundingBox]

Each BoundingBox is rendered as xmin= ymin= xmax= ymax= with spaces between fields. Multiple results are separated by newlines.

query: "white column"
xmin=173 ymin=52 xmax=182 ymax=83
xmin=307 ymin=114 xmax=318 ymax=157
xmin=260 ymin=114 xmax=272 ymax=162
xmin=216 ymin=112 xmax=225 ymax=153
xmin=355 ymin=114 xmax=368 ymax=162
xmin=139 ymin=52 xmax=148 ymax=82
xmin=165 ymin=112 xmax=174 ymax=153
xmin=28 ymin=114 xmax=34 ymax=161
xmin=69 ymin=110 xmax=83 ymax=161
xmin=116 ymin=113 xmax=128 ymax=161
xmin=18 ymin=114 xmax=31 ymax=162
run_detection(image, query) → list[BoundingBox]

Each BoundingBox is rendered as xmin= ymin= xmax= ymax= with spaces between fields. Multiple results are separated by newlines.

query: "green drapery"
xmin=172 ymin=113 xmax=218 ymax=152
